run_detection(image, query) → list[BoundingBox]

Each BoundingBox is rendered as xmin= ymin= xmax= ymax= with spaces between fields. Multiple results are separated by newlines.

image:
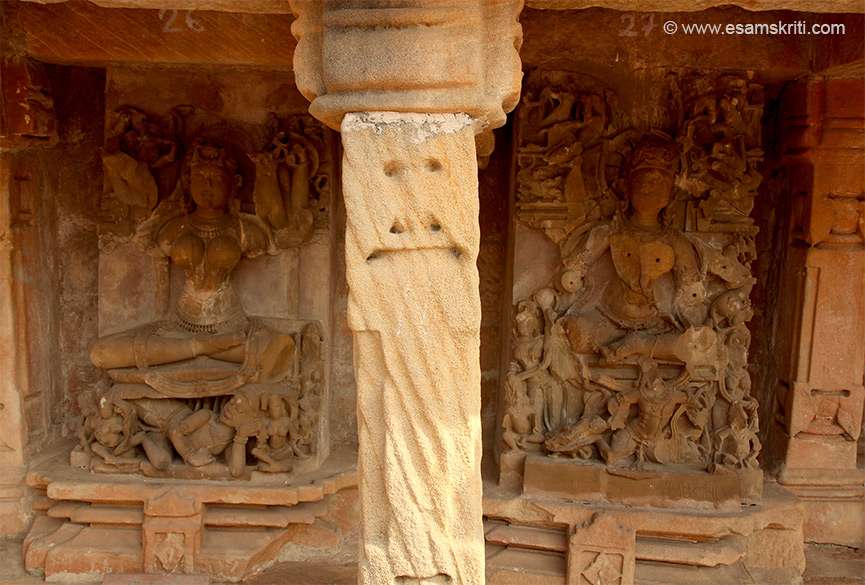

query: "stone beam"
xmin=526 ymin=0 xmax=865 ymax=12
xmin=19 ymin=0 xmax=865 ymax=14
xmin=290 ymin=2 xmax=523 ymax=584
xmin=519 ymin=7 xmax=864 ymax=82
xmin=3 ymin=1 xmax=295 ymax=68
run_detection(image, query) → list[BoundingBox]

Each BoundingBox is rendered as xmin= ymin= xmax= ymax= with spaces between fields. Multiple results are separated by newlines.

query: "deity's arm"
xmin=251 ymin=138 xmax=315 ymax=249
xmin=250 ymin=149 xmax=288 ymax=230
xmin=238 ymin=214 xmax=275 ymax=258
xmin=670 ymin=233 xmax=701 ymax=285
xmin=153 ymin=215 xmax=185 ymax=256
xmin=132 ymin=199 xmax=185 ymax=258
xmin=175 ymin=409 xmax=211 ymax=436
xmin=560 ymin=222 xmax=611 ymax=276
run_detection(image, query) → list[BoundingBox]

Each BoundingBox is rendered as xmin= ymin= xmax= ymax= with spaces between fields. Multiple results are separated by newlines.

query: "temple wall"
xmin=0 ymin=2 xmax=862 ymax=583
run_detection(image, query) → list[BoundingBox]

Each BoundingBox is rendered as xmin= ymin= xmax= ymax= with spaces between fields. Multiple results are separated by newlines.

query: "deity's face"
xmin=629 ymin=168 xmax=673 ymax=221
xmin=515 ymin=309 xmax=540 ymax=337
xmin=268 ymin=397 xmax=287 ymax=419
xmin=220 ymin=392 xmax=254 ymax=428
xmin=189 ymin=163 xmax=234 ymax=213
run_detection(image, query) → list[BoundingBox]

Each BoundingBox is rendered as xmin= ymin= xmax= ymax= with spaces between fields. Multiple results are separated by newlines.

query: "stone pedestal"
xmin=523 ymin=456 xmax=762 ymax=511
xmin=484 ymin=479 xmax=805 ymax=585
xmin=23 ymin=444 xmax=358 ymax=581
xmin=775 ymin=77 xmax=865 ymax=548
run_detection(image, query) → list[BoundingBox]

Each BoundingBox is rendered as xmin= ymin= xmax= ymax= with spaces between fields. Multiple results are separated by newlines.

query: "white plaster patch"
xmin=342 ymin=112 xmax=476 ymax=143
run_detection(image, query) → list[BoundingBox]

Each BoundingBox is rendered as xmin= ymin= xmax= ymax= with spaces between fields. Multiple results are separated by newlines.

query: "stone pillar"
xmin=290 ymin=2 xmax=523 ymax=583
xmin=775 ymin=77 xmax=865 ymax=547
xmin=343 ymin=112 xmax=483 ymax=585
xmin=0 ymin=56 xmax=57 ymax=537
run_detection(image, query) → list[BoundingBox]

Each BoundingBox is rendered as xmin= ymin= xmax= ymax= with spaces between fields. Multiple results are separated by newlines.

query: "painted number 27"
xmin=158 ymin=9 xmax=205 ymax=33
xmin=619 ymin=13 xmax=656 ymax=37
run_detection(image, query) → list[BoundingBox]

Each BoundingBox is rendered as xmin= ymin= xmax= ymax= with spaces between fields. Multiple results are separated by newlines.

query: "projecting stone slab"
xmin=103 ymin=575 xmax=210 ymax=585
xmin=523 ymin=456 xmax=741 ymax=510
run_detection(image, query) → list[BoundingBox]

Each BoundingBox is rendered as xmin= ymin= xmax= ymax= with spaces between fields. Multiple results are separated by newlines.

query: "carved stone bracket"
xmin=567 ymin=513 xmax=635 ymax=585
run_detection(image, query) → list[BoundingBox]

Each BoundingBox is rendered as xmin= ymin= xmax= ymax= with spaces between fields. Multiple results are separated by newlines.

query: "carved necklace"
xmin=187 ymin=212 xmax=236 ymax=238
xmin=613 ymin=213 xmax=675 ymax=242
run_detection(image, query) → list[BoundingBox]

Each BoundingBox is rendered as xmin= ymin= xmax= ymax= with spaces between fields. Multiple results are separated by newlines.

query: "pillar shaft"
xmin=342 ymin=112 xmax=484 ymax=585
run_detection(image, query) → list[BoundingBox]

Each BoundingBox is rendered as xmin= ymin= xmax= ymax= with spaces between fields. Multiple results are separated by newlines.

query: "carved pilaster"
xmin=0 ymin=151 xmax=30 ymax=536
xmin=0 ymin=56 xmax=57 ymax=536
xmin=775 ymin=77 xmax=865 ymax=547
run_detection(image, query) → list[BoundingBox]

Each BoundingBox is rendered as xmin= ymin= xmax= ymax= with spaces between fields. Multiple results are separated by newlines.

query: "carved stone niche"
xmin=68 ymin=105 xmax=333 ymax=480
xmin=501 ymin=71 xmax=766 ymax=509
xmin=22 ymin=102 xmax=349 ymax=582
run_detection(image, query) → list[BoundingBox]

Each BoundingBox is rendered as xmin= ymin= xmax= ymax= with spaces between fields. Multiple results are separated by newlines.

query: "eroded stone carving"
xmin=504 ymin=72 xmax=764 ymax=493
xmin=515 ymin=72 xmax=619 ymax=244
xmin=98 ymin=107 xmax=331 ymax=251
xmin=78 ymin=116 xmax=328 ymax=478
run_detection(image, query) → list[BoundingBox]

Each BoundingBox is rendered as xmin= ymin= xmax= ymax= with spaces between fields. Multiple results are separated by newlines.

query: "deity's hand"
xmin=235 ymin=417 xmax=264 ymax=439
xmin=560 ymin=268 xmax=586 ymax=293
xmin=249 ymin=150 xmax=280 ymax=173
xmin=190 ymin=331 xmax=247 ymax=356
xmin=286 ymin=143 xmax=309 ymax=167
xmin=151 ymin=143 xmax=177 ymax=170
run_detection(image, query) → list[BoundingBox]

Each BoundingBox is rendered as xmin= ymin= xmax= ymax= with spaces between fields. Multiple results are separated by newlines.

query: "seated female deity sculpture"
xmin=558 ymin=134 xmax=713 ymax=370
xmin=89 ymin=137 xmax=305 ymax=392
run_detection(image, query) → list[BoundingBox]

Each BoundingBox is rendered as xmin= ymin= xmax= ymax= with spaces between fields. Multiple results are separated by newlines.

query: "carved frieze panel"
xmin=504 ymin=71 xmax=764 ymax=490
xmin=77 ymin=107 xmax=331 ymax=479
xmin=515 ymin=71 xmax=621 ymax=244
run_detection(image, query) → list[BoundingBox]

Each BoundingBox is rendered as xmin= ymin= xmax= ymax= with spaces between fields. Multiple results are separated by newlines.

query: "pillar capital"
xmin=289 ymin=0 xmax=523 ymax=133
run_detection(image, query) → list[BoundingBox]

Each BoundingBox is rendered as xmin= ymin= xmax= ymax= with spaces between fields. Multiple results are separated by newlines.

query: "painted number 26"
xmin=158 ymin=9 xmax=205 ymax=33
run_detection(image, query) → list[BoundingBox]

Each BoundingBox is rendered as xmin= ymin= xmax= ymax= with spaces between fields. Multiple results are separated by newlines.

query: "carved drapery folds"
xmin=504 ymin=71 xmax=764 ymax=492
xmin=77 ymin=106 xmax=330 ymax=479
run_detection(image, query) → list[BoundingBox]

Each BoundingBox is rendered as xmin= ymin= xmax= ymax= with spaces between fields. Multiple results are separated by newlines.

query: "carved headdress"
xmin=628 ymin=134 xmax=679 ymax=177
xmin=187 ymin=138 xmax=239 ymax=175
xmin=180 ymin=137 xmax=245 ymax=212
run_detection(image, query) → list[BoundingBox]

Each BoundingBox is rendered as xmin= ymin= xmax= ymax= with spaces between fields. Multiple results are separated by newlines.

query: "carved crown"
xmin=187 ymin=138 xmax=239 ymax=175
xmin=629 ymin=134 xmax=679 ymax=176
